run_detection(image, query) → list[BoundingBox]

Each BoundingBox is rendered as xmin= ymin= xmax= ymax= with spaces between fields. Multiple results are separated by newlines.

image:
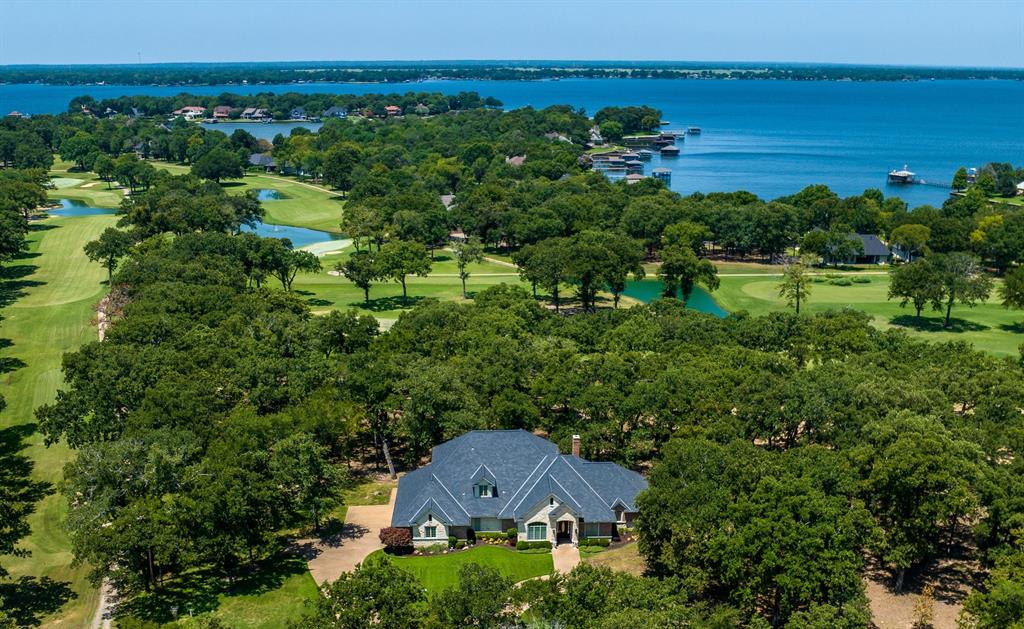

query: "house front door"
xmin=556 ymin=520 xmax=572 ymax=544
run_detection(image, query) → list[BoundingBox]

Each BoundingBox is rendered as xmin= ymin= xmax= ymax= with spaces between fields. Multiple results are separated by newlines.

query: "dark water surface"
xmin=622 ymin=279 xmax=728 ymax=317
xmin=6 ymin=79 xmax=1023 ymax=205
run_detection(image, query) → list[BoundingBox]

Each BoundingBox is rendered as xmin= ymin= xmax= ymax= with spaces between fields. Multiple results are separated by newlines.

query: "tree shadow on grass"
xmin=115 ymin=555 xmax=308 ymax=624
xmin=890 ymin=314 xmax=990 ymax=333
xmin=0 ymin=264 xmax=44 ymax=308
xmin=293 ymin=290 xmax=333 ymax=308
xmin=219 ymin=181 xmax=246 ymax=188
xmin=999 ymin=321 xmax=1024 ymax=334
xmin=0 ymin=576 xmax=76 ymax=626
xmin=352 ymin=296 xmax=427 ymax=312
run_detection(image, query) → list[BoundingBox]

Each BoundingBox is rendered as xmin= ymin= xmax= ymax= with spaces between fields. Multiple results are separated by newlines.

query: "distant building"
xmin=241 ymin=108 xmax=271 ymax=120
xmin=413 ymin=103 xmax=430 ymax=116
xmin=289 ymin=106 xmax=307 ymax=120
xmin=506 ymin=155 xmax=526 ymax=167
xmin=173 ymin=106 xmax=206 ymax=121
xmin=384 ymin=105 xmax=402 ymax=116
xmin=323 ymin=106 xmax=348 ymax=119
xmin=652 ymin=167 xmax=672 ymax=184
xmin=1017 ymin=181 xmax=1024 ymax=196
xmin=213 ymin=105 xmax=231 ymax=119
xmin=248 ymin=153 xmax=277 ymax=172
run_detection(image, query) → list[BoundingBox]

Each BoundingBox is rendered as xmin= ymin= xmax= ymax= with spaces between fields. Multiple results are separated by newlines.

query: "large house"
xmin=391 ymin=430 xmax=647 ymax=547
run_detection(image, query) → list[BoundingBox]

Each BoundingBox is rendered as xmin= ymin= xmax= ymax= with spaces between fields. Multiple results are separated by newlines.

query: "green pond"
xmin=622 ymin=280 xmax=728 ymax=318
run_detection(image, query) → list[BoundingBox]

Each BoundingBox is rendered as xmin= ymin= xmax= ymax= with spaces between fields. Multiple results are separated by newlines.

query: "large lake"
xmin=5 ymin=79 xmax=1023 ymax=205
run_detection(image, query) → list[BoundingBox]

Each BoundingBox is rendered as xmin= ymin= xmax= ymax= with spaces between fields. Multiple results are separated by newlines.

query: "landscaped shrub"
xmin=448 ymin=535 xmax=457 ymax=548
xmin=580 ymin=538 xmax=611 ymax=547
xmin=517 ymin=540 xmax=552 ymax=551
xmin=455 ymin=540 xmax=466 ymax=549
xmin=851 ymin=276 xmax=871 ymax=283
xmin=477 ymin=531 xmax=507 ymax=542
xmin=829 ymin=278 xmax=853 ymax=286
xmin=507 ymin=527 xmax=518 ymax=545
xmin=379 ymin=526 xmax=412 ymax=550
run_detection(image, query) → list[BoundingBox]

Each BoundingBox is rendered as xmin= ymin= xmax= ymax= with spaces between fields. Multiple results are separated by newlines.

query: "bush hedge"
xmin=580 ymin=538 xmax=611 ymax=547
xmin=448 ymin=535 xmax=457 ymax=548
xmin=829 ymin=278 xmax=853 ymax=286
xmin=851 ymin=276 xmax=871 ymax=283
xmin=516 ymin=540 xmax=552 ymax=551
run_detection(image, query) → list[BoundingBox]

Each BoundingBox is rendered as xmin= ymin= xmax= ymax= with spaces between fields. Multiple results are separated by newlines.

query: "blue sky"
xmin=2 ymin=0 xmax=1022 ymax=67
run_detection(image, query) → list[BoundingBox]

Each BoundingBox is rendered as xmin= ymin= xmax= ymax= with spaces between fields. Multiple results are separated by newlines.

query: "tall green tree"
xmin=269 ymin=432 xmax=345 ymax=531
xmin=778 ymin=259 xmax=812 ymax=314
xmin=337 ymin=251 xmax=379 ymax=303
xmin=84 ymin=227 xmax=134 ymax=282
xmin=888 ymin=258 xmax=943 ymax=318
xmin=850 ymin=413 xmax=983 ymax=592
xmin=889 ymin=224 xmax=930 ymax=261
xmin=294 ymin=558 xmax=425 ymax=628
xmin=930 ymin=252 xmax=993 ymax=328
xmin=1000 ymin=266 xmax=1024 ymax=317
xmin=951 ymin=166 xmax=969 ymax=191
xmin=378 ymin=240 xmax=432 ymax=306
xmin=451 ymin=236 xmax=485 ymax=299
xmin=191 ymin=146 xmax=244 ymax=184
xmin=659 ymin=244 xmax=719 ymax=302
xmin=430 ymin=564 xmax=514 ymax=628
xmin=514 ymin=237 xmax=571 ymax=311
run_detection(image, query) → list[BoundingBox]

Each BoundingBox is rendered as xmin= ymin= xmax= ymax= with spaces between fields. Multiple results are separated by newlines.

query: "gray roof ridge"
xmin=412 ymin=496 xmax=453 ymax=523
xmin=432 ymin=472 xmax=471 ymax=517
xmin=511 ymin=456 xmax=560 ymax=515
xmin=560 ymin=455 xmax=615 ymax=508
xmin=499 ymin=454 xmax=550 ymax=516
xmin=548 ymin=470 xmax=585 ymax=512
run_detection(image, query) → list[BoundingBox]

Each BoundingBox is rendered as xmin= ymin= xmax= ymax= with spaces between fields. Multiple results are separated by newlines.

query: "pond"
xmin=253 ymin=188 xmax=287 ymax=201
xmin=240 ymin=222 xmax=338 ymax=248
xmin=47 ymin=198 xmax=116 ymax=217
xmin=622 ymin=279 xmax=729 ymax=318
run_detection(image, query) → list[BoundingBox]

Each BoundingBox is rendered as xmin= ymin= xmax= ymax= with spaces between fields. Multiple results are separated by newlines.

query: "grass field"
xmin=364 ymin=546 xmax=553 ymax=595
xmin=0 ymin=213 xmax=117 ymax=627
xmin=712 ymin=272 xmax=1022 ymax=356
xmin=152 ymin=162 xmax=347 ymax=233
xmin=294 ymin=249 xmax=528 ymax=321
xmin=581 ymin=542 xmax=646 ymax=576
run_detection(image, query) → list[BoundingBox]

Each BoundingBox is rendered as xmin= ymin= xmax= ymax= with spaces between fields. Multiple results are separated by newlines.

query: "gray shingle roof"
xmin=391 ymin=430 xmax=647 ymax=527
xmin=856 ymin=234 xmax=892 ymax=257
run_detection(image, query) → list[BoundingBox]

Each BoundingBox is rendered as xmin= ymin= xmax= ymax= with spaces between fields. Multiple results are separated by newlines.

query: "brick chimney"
xmin=571 ymin=434 xmax=581 ymax=457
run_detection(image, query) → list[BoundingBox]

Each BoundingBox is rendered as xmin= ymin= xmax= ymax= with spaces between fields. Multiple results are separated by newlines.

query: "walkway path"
xmin=296 ymin=488 xmax=398 ymax=586
xmin=552 ymin=544 xmax=581 ymax=574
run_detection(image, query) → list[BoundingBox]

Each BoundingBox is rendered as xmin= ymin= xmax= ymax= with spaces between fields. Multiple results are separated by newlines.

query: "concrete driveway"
xmin=295 ymin=488 xmax=397 ymax=586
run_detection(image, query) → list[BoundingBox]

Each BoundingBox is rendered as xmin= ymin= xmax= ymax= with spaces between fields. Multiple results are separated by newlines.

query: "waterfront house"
xmin=290 ymin=106 xmax=307 ymax=120
xmin=213 ymin=105 xmax=231 ymax=119
xmin=323 ymin=106 xmax=348 ymax=119
xmin=241 ymin=107 xmax=257 ymax=119
xmin=173 ymin=106 xmax=206 ymax=120
xmin=384 ymin=105 xmax=402 ymax=116
xmin=391 ymin=430 xmax=647 ymax=546
xmin=1017 ymin=181 xmax=1024 ymax=196
xmin=652 ymin=168 xmax=672 ymax=184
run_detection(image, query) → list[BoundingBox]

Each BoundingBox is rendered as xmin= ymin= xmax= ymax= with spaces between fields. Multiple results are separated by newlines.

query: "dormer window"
xmin=474 ymin=482 xmax=496 ymax=498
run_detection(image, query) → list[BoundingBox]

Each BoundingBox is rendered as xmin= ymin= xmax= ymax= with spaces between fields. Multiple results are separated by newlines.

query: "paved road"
xmin=298 ymin=488 xmax=397 ymax=586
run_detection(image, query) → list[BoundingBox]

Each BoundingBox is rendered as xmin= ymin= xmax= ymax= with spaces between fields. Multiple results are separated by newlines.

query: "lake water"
xmin=47 ymin=198 xmax=116 ymax=217
xmin=253 ymin=188 xmax=287 ymax=201
xmin=48 ymin=198 xmax=335 ymax=247
xmin=622 ymin=280 xmax=728 ymax=317
xmin=200 ymin=120 xmax=323 ymax=141
xmin=5 ymin=79 xmax=1023 ymax=206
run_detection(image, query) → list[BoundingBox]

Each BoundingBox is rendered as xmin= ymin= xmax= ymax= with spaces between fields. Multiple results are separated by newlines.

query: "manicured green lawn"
xmin=0 ymin=213 xmax=117 ymax=627
xmin=116 ymin=555 xmax=318 ymax=628
xmin=364 ymin=546 xmax=553 ymax=595
xmin=712 ymin=273 xmax=1023 ymax=356
xmin=293 ymin=249 xmax=527 ymax=320
xmin=153 ymin=161 xmax=347 ymax=233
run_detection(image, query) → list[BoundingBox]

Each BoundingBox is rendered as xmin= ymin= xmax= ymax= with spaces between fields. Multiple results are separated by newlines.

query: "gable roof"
xmin=855 ymin=234 xmax=891 ymax=257
xmin=391 ymin=430 xmax=647 ymax=527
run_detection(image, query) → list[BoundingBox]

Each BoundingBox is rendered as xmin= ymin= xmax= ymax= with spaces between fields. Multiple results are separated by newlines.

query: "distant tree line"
xmin=4 ymin=61 xmax=1023 ymax=85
